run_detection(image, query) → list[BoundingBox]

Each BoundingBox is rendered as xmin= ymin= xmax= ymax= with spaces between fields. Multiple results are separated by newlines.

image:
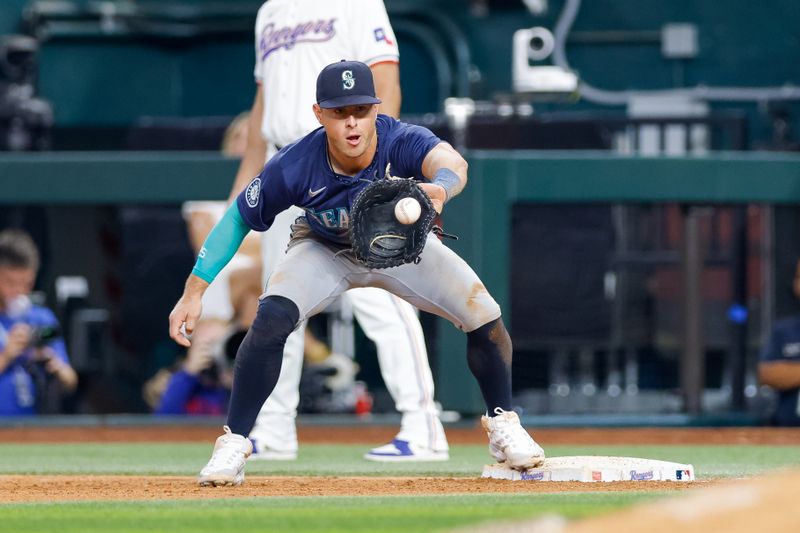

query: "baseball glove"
xmin=349 ymin=177 xmax=439 ymax=269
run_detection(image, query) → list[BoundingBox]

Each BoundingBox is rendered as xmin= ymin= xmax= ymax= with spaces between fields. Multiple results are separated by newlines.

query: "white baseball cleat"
xmin=198 ymin=426 xmax=253 ymax=487
xmin=481 ymin=408 xmax=545 ymax=470
xmin=364 ymin=439 xmax=449 ymax=462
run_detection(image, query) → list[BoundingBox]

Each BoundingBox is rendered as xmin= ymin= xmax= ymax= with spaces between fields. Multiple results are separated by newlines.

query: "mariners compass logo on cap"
xmin=341 ymin=70 xmax=355 ymax=90
xmin=316 ymin=60 xmax=382 ymax=109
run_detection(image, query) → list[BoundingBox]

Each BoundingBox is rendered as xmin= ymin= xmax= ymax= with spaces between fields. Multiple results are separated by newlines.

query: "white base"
xmin=482 ymin=456 xmax=695 ymax=482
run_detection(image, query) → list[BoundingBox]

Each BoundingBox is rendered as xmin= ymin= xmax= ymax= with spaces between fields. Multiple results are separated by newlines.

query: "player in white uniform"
xmin=226 ymin=0 xmax=449 ymax=461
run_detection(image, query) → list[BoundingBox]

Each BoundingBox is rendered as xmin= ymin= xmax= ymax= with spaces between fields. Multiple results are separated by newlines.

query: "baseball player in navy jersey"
xmin=169 ymin=60 xmax=546 ymax=486
xmin=228 ymin=0 xmax=448 ymax=462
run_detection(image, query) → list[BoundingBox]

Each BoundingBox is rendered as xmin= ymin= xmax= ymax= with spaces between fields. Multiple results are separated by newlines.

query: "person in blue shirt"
xmin=154 ymin=319 xmax=232 ymax=416
xmin=758 ymin=259 xmax=800 ymax=426
xmin=0 ymin=229 xmax=77 ymax=415
xmin=169 ymin=61 xmax=545 ymax=486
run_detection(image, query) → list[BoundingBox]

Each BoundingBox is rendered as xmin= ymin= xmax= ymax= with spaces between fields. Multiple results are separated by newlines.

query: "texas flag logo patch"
xmin=374 ymin=27 xmax=393 ymax=45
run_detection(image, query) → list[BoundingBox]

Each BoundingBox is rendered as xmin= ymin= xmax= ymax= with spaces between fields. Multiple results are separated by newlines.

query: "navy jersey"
xmin=760 ymin=316 xmax=800 ymax=426
xmin=236 ymin=114 xmax=441 ymax=244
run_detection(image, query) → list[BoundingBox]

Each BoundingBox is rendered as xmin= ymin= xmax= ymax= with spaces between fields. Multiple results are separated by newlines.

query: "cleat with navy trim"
xmin=364 ymin=438 xmax=449 ymax=462
xmin=248 ymin=438 xmax=298 ymax=461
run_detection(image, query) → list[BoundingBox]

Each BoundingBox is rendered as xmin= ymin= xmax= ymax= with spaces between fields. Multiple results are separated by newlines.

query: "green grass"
xmin=0 ymin=442 xmax=798 ymax=532
xmin=0 ymin=443 xmax=797 ymax=478
xmin=0 ymin=493 xmax=666 ymax=533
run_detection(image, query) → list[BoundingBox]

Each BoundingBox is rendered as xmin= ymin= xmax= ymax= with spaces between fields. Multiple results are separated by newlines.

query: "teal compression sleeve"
xmin=191 ymin=202 xmax=251 ymax=283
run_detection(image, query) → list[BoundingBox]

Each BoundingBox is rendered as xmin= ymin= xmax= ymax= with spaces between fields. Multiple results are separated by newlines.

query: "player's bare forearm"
xmin=230 ymin=135 xmax=268 ymax=203
xmin=421 ymin=142 xmax=468 ymax=207
xmin=417 ymin=183 xmax=446 ymax=214
xmin=371 ymin=62 xmax=401 ymax=118
xmin=229 ymin=154 xmax=267 ymax=205
xmin=227 ymin=85 xmax=269 ymax=204
xmin=168 ymin=274 xmax=209 ymax=347
xmin=759 ymin=361 xmax=800 ymax=390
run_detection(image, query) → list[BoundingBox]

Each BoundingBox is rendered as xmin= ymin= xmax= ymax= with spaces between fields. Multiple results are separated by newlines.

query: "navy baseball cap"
xmin=316 ymin=60 xmax=382 ymax=109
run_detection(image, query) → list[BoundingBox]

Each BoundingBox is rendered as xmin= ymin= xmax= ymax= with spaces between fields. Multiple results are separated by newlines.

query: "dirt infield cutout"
xmin=0 ymin=426 xmax=795 ymax=504
xmin=0 ymin=475 xmax=707 ymax=503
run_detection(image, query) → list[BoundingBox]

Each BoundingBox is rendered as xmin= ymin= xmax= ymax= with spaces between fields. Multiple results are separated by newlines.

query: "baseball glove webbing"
xmin=350 ymin=177 xmax=456 ymax=269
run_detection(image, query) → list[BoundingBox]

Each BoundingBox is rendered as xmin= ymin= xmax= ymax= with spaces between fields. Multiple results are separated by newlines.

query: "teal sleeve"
xmin=191 ymin=202 xmax=251 ymax=283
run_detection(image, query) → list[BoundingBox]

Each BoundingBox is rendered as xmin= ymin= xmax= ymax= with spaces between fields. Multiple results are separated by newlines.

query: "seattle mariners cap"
xmin=316 ymin=60 xmax=382 ymax=109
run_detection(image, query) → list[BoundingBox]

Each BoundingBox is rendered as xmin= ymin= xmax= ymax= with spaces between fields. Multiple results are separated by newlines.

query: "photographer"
xmin=0 ymin=229 xmax=76 ymax=416
xmin=153 ymin=320 xmax=234 ymax=415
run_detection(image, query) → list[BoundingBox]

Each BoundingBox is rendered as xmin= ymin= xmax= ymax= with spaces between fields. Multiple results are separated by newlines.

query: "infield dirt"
xmin=0 ymin=425 xmax=796 ymax=503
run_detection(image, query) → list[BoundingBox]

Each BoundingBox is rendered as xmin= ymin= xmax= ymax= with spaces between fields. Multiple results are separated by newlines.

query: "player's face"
xmin=314 ymin=104 xmax=378 ymax=169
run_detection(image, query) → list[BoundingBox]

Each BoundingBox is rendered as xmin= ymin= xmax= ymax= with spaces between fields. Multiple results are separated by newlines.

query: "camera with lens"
xmin=0 ymin=34 xmax=52 ymax=151
xmin=198 ymin=328 xmax=244 ymax=382
xmin=22 ymin=324 xmax=63 ymax=376
xmin=27 ymin=324 xmax=62 ymax=349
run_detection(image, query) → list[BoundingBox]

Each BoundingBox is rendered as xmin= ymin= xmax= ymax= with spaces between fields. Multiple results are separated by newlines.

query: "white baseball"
xmin=395 ymin=197 xmax=421 ymax=224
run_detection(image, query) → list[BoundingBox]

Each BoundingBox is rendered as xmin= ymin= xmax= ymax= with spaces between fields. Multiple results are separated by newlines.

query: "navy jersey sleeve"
xmin=236 ymin=160 xmax=297 ymax=231
xmin=386 ymin=120 xmax=443 ymax=179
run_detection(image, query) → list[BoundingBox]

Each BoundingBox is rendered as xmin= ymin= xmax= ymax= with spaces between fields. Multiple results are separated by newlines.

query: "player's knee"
xmin=467 ymin=318 xmax=511 ymax=348
xmin=251 ymin=295 xmax=300 ymax=342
